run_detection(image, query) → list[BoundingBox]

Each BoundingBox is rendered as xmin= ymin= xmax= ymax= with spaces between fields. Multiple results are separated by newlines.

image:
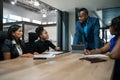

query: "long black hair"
xmin=110 ymin=16 xmax=120 ymax=35
xmin=7 ymin=24 xmax=22 ymax=44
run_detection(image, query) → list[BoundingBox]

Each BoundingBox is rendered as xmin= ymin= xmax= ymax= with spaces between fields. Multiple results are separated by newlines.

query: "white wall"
xmin=44 ymin=26 xmax=57 ymax=46
xmin=69 ymin=11 xmax=75 ymax=49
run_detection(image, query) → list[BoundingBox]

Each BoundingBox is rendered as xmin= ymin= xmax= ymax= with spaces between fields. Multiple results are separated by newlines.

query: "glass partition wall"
xmin=3 ymin=22 xmax=57 ymax=46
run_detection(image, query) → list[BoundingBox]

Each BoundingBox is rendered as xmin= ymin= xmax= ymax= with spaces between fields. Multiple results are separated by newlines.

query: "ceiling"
xmin=4 ymin=0 xmax=56 ymax=13
xmin=39 ymin=0 xmax=120 ymax=12
xmin=3 ymin=0 xmax=57 ymax=23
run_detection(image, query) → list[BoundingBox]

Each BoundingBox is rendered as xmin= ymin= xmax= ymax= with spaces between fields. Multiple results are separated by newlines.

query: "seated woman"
xmin=1 ymin=25 xmax=33 ymax=60
xmin=84 ymin=16 xmax=120 ymax=59
xmin=84 ymin=16 xmax=120 ymax=80
xmin=34 ymin=26 xmax=60 ymax=54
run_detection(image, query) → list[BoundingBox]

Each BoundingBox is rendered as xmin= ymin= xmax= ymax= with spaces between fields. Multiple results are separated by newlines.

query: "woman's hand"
xmin=84 ymin=49 xmax=91 ymax=55
xmin=55 ymin=47 xmax=61 ymax=51
xmin=20 ymin=53 xmax=33 ymax=58
xmin=33 ymin=52 xmax=39 ymax=55
xmin=44 ymin=50 xmax=49 ymax=52
xmin=3 ymin=52 xmax=11 ymax=60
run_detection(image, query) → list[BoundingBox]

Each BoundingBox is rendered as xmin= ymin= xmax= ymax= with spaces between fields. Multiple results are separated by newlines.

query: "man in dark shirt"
xmin=34 ymin=26 xmax=60 ymax=54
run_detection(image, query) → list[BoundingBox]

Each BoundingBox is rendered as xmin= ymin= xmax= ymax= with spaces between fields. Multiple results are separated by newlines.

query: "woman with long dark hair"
xmin=84 ymin=16 xmax=120 ymax=59
xmin=84 ymin=16 xmax=120 ymax=80
xmin=2 ymin=24 xmax=33 ymax=60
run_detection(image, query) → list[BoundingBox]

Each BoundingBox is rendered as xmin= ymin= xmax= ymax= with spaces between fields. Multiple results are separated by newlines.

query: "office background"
xmin=1 ymin=0 xmax=120 ymax=50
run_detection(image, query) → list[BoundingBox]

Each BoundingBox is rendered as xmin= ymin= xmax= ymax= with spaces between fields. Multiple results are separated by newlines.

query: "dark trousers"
xmin=113 ymin=60 xmax=120 ymax=80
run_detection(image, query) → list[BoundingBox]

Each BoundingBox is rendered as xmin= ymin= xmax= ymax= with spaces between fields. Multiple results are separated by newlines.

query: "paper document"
xmin=34 ymin=53 xmax=55 ymax=59
xmin=43 ymin=51 xmax=63 ymax=55
xmin=84 ymin=54 xmax=108 ymax=59
xmin=80 ymin=54 xmax=109 ymax=63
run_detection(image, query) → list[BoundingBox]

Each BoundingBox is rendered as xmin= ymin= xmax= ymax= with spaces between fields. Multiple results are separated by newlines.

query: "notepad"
xmin=80 ymin=54 xmax=109 ymax=63
xmin=84 ymin=54 xmax=108 ymax=59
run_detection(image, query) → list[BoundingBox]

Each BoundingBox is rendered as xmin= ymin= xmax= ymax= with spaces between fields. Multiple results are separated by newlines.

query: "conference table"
xmin=0 ymin=52 xmax=114 ymax=80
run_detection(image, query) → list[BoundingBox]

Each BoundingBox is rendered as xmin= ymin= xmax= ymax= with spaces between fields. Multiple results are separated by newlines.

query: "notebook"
xmin=83 ymin=54 xmax=108 ymax=59
xmin=80 ymin=54 xmax=108 ymax=63
xmin=34 ymin=51 xmax=69 ymax=59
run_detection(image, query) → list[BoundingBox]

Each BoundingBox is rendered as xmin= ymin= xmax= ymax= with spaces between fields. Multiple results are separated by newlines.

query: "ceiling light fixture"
xmin=34 ymin=1 xmax=40 ymax=6
xmin=11 ymin=0 xmax=17 ymax=5
xmin=11 ymin=1 xmax=15 ymax=5
xmin=55 ymin=9 xmax=58 ymax=12
xmin=28 ymin=0 xmax=34 ymax=4
xmin=42 ymin=14 xmax=47 ymax=18
xmin=29 ymin=0 xmax=40 ymax=6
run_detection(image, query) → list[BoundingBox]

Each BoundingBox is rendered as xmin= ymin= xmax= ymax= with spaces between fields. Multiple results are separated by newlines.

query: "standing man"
xmin=73 ymin=8 xmax=100 ymax=50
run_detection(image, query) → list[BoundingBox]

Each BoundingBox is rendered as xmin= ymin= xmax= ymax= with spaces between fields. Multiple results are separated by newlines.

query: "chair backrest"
xmin=24 ymin=32 xmax=38 ymax=53
xmin=28 ymin=32 xmax=38 ymax=43
xmin=0 ymin=31 xmax=7 ymax=61
xmin=0 ymin=31 xmax=7 ymax=42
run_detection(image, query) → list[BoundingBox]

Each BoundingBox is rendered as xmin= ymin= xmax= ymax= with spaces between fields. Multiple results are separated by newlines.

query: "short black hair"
xmin=110 ymin=16 xmax=120 ymax=35
xmin=35 ymin=26 xmax=44 ymax=37
xmin=7 ymin=24 xmax=21 ymax=40
xmin=78 ymin=8 xmax=88 ymax=15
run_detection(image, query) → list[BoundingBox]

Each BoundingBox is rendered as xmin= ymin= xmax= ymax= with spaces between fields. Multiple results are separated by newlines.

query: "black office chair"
xmin=0 ymin=31 xmax=7 ymax=61
xmin=24 ymin=32 xmax=38 ymax=53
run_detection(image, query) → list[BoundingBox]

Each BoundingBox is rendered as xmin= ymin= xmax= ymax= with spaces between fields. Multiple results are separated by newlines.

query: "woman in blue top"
xmin=84 ymin=16 xmax=120 ymax=59
xmin=84 ymin=16 xmax=120 ymax=80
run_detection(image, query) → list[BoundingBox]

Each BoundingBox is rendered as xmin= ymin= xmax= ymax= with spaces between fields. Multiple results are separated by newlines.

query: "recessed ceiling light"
xmin=11 ymin=1 xmax=16 ymax=5
xmin=55 ymin=9 xmax=58 ymax=11
xmin=34 ymin=1 xmax=40 ymax=6
xmin=42 ymin=14 xmax=47 ymax=18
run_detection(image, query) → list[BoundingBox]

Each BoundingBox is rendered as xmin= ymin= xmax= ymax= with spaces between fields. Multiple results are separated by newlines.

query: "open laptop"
xmin=71 ymin=45 xmax=85 ymax=53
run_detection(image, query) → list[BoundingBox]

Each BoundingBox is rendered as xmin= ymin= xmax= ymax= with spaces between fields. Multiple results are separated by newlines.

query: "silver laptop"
xmin=71 ymin=45 xmax=85 ymax=53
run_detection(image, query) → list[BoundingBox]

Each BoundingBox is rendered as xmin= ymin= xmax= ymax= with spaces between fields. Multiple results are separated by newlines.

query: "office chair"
xmin=0 ymin=31 xmax=7 ymax=61
xmin=24 ymin=32 xmax=38 ymax=53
